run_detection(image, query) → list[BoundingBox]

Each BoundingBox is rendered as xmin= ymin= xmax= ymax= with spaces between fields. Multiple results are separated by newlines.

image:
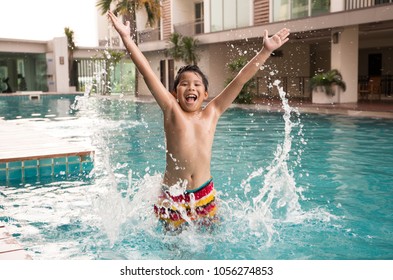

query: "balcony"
xmin=345 ymin=0 xmax=393 ymax=10
xmin=137 ymin=28 xmax=160 ymax=44
xmin=173 ymin=20 xmax=204 ymax=37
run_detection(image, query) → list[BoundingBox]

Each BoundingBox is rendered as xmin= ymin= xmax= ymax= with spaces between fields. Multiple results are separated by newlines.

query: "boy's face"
xmin=174 ymin=71 xmax=208 ymax=112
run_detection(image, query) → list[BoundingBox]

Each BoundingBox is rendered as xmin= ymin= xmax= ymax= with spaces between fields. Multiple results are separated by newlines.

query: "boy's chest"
xmin=165 ymin=113 xmax=216 ymax=138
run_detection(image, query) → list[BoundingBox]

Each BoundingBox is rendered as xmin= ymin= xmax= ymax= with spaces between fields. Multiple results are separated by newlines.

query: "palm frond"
xmin=310 ymin=69 xmax=346 ymax=95
xmin=96 ymin=0 xmax=113 ymax=14
xmin=167 ymin=33 xmax=184 ymax=61
xmin=182 ymin=36 xmax=199 ymax=65
xmin=115 ymin=0 xmax=134 ymax=16
xmin=64 ymin=27 xmax=76 ymax=51
xmin=143 ymin=0 xmax=161 ymax=27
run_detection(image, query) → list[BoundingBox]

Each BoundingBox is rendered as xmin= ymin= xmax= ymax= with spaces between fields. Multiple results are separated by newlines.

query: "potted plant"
xmin=310 ymin=69 xmax=346 ymax=104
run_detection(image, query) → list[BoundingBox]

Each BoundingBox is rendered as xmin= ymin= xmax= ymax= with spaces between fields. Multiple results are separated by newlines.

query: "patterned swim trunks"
xmin=154 ymin=178 xmax=217 ymax=229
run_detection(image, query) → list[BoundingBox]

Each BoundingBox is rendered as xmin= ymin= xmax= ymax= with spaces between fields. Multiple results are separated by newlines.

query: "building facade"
xmin=128 ymin=0 xmax=393 ymax=103
xmin=1 ymin=0 xmax=392 ymax=103
xmin=0 ymin=37 xmax=70 ymax=93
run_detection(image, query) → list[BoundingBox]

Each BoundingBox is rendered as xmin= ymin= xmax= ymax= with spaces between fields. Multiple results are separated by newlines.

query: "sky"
xmin=0 ymin=0 xmax=99 ymax=46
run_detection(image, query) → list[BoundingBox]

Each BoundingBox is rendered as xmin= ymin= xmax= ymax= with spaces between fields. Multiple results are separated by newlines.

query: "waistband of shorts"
xmin=185 ymin=177 xmax=213 ymax=194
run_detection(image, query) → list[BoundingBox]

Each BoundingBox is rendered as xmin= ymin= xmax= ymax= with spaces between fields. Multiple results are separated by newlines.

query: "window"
xmin=160 ymin=59 xmax=175 ymax=91
xmin=237 ymin=0 xmax=250 ymax=28
xmin=375 ymin=0 xmax=392 ymax=4
xmin=223 ymin=0 xmax=237 ymax=30
xmin=273 ymin=0 xmax=330 ymax=22
xmin=311 ymin=0 xmax=330 ymax=16
xmin=291 ymin=0 xmax=308 ymax=19
xmin=274 ymin=0 xmax=289 ymax=21
xmin=210 ymin=0 xmax=251 ymax=32
xmin=211 ymin=0 xmax=223 ymax=31
xmin=160 ymin=60 xmax=166 ymax=88
xmin=195 ymin=2 xmax=204 ymax=34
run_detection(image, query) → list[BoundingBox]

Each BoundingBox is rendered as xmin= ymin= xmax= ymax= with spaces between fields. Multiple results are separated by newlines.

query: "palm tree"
xmin=167 ymin=32 xmax=200 ymax=65
xmin=181 ymin=36 xmax=199 ymax=65
xmin=167 ymin=32 xmax=183 ymax=61
xmin=64 ymin=27 xmax=76 ymax=87
xmin=96 ymin=0 xmax=161 ymax=95
xmin=97 ymin=0 xmax=161 ymax=40
xmin=100 ymin=50 xmax=125 ymax=94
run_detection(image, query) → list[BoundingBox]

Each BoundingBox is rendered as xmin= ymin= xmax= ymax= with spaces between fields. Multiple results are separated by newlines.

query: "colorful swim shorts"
xmin=154 ymin=178 xmax=217 ymax=228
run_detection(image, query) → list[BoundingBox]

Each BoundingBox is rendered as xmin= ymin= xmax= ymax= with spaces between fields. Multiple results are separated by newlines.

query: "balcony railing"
xmin=255 ymin=75 xmax=393 ymax=100
xmin=345 ymin=0 xmax=393 ymax=10
xmin=173 ymin=20 xmax=204 ymax=37
xmin=138 ymin=28 xmax=160 ymax=44
xmin=256 ymin=76 xmax=312 ymax=99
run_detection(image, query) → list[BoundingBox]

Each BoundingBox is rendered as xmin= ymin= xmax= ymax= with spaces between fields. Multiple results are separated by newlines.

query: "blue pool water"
xmin=0 ymin=94 xmax=81 ymax=120
xmin=1 ymin=93 xmax=393 ymax=260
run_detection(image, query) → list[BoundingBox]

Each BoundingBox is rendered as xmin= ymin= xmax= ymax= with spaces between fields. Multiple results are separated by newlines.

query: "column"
xmin=331 ymin=25 xmax=359 ymax=103
xmin=46 ymin=37 xmax=70 ymax=93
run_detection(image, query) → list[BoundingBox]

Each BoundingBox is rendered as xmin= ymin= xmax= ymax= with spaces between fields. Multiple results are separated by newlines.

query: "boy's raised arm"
xmin=108 ymin=11 xmax=173 ymax=111
xmin=208 ymin=28 xmax=290 ymax=116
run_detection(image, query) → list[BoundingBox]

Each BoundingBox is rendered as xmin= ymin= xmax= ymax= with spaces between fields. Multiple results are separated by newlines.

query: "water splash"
xmin=86 ymin=80 xmax=334 ymax=254
xmin=239 ymin=80 xmax=303 ymax=246
xmin=69 ymin=82 xmax=92 ymax=111
xmin=90 ymin=80 xmax=304 ymax=248
xmin=92 ymin=170 xmax=161 ymax=245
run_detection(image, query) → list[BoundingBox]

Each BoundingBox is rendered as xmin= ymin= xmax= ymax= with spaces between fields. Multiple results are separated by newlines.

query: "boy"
xmin=108 ymin=11 xmax=289 ymax=229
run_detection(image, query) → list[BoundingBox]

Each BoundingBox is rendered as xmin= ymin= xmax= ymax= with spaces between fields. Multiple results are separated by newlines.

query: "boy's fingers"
xmin=282 ymin=28 xmax=290 ymax=38
xmin=107 ymin=11 xmax=115 ymax=20
xmin=262 ymin=30 xmax=268 ymax=45
xmin=277 ymin=28 xmax=290 ymax=42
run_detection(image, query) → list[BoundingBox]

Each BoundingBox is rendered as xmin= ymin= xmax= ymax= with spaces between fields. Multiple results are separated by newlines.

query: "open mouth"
xmin=185 ymin=94 xmax=197 ymax=103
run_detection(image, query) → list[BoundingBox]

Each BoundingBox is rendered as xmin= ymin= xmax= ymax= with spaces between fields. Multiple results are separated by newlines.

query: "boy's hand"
xmin=263 ymin=28 xmax=290 ymax=52
xmin=108 ymin=11 xmax=131 ymax=38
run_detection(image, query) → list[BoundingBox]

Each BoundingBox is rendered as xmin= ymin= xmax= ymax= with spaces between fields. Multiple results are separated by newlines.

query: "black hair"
xmin=172 ymin=65 xmax=209 ymax=92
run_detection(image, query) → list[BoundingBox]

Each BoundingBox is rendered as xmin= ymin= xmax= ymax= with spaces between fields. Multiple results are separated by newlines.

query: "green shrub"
xmin=226 ymin=57 xmax=256 ymax=104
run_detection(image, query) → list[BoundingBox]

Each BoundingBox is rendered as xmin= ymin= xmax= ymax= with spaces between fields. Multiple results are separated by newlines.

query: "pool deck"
xmin=0 ymin=223 xmax=32 ymax=260
xmin=0 ymin=119 xmax=94 ymax=185
xmin=0 ymin=119 xmax=94 ymax=260
xmin=0 ymin=119 xmax=93 ymax=163
xmin=251 ymin=97 xmax=393 ymax=119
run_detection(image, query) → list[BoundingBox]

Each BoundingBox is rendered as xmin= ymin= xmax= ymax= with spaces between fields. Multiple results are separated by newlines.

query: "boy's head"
xmin=172 ymin=65 xmax=209 ymax=112
xmin=173 ymin=65 xmax=208 ymax=92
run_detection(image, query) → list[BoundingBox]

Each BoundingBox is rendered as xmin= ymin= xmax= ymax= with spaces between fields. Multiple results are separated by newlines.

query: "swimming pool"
xmin=0 ymin=93 xmax=82 ymax=120
xmin=1 ymin=93 xmax=393 ymax=260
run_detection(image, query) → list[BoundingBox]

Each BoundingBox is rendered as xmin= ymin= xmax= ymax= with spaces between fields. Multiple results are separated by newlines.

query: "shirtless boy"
xmin=108 ymin=11 xmax=290 ymax=229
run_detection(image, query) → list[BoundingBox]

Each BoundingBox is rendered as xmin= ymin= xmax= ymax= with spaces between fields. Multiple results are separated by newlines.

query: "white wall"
xmin=0 ymin=40 xmax=47 ymax=53
xmin=330 ymin=0 xmax=345 ymax=12
xmin=46 ymin=37 xmax=70 ymax=93
xmin=136 ymin=50 xmax=166 ymax=96
xmin=97 ymin=10 xmax=111 ymax=46
xmin=201 ymin=44 xmax=232 ymax=97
